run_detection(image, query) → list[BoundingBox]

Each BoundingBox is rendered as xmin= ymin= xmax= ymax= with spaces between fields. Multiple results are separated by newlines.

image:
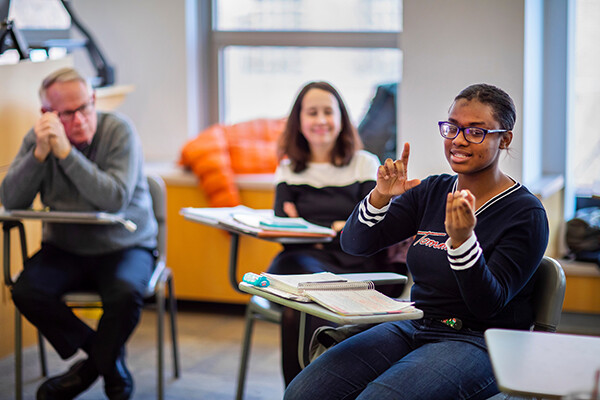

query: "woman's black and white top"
xmin=272 ymin=150 xmax=390 ymax=272
xmin=274 ymin=150 xmax=380 ymax=227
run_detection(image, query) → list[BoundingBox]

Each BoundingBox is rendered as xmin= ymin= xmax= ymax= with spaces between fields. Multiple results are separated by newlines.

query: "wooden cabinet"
xmin=560 ymin=260 xmax=600 ymax=314
xmin=155 ymin=167 xmax=281 ymax=303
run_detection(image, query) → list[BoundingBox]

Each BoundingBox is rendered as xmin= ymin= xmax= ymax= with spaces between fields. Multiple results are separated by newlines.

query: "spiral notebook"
xmin=258 ymin=272 xmax=414 ymax=316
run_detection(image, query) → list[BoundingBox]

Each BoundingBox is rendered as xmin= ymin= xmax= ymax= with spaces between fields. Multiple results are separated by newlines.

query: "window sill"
xmin=528 ymin=174 xmax=564 ymax=200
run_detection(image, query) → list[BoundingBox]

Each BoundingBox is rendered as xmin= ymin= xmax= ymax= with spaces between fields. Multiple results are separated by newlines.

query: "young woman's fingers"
xmin=400 ymin=142 xmax=410 ymax=168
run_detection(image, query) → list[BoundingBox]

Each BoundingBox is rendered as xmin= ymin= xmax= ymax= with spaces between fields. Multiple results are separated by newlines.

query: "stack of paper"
xmin=180 ymin=206 xmax=335 ymax=238
xmin=232 ymin=213 xmax=335 ymax=236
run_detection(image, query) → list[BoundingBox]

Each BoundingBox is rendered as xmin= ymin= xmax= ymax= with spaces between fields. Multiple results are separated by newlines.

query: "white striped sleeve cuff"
xmin=357 ymin=190 xmax=391 ymax=227
xmin=445 ymin=233 xmax=482 ymax=270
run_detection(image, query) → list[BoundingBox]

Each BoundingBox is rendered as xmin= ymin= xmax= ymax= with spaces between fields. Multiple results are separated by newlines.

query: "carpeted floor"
xmin=0 ymin=302 xmax=285 ymax=400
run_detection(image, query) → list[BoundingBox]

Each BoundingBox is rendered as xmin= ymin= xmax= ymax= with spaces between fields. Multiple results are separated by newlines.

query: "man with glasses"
xmin=0 ymin=67 xmax=157 ymax=400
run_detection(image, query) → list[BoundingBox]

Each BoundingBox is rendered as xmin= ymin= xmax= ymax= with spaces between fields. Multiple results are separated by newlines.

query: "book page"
xmin=305 ymin=288 xmax=415 ymax=316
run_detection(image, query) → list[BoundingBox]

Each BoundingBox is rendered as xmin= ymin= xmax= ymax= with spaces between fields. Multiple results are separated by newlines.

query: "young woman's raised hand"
xmin=371 ymin=143 xmax=421 ymax=208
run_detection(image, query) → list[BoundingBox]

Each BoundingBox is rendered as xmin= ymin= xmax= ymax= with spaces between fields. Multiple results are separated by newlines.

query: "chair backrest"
xmin=531 ymin=256 xmax=566 ymax=332
xmin=146 ymin=173 xmax=167 ymax=259
xmin=62 ymin=174 xmax=168 ymax=303
xmin=144 ymin=174 xmax=168 ymax=297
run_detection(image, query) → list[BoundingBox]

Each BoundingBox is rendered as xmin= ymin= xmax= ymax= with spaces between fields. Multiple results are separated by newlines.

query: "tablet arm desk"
xmin=0 ymin=208 xmax=136 ymax=400
xmin=180 ymin=208 xmax=334 ymax=295
xmin=239 ymin=280 xmax=422 ymax=369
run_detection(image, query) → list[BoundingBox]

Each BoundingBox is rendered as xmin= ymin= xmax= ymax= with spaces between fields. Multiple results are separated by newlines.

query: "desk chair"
xmin=529 ymin=256 xmax=566 ymax=332
xmin=2 ymin=174 xmax=180 ymax=400
xmin=235 ymin=270 xmax=407 ymax=400
xmin=236 ymin=293 xmax=283 ymax=400
xmin=305 ymin=256 xmax=566 ymax=400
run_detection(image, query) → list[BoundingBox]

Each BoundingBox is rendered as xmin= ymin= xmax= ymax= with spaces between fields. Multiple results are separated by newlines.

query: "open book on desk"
xmin=246 ymin=272 xmax=415 ymax=316
xmin=231 ymin=213 xmax=335 ymax=237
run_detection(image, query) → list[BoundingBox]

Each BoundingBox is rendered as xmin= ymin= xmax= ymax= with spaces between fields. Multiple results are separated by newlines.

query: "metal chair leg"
xmin=235 ymin=306 xmax=257 ymax=400
xmin=15 ymin=308 xmax=23 ymax=400
xmin=167 ymin=276 xmax=180 ymax=378
xmin=157 ymin=284 xmax=165 ymax=400
xmin=38 ymin=330 xmax=48 ymax=377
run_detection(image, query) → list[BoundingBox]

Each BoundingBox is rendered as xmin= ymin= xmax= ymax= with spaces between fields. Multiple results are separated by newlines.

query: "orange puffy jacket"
xmin=180 ymin=118 xmax=286 ymax=207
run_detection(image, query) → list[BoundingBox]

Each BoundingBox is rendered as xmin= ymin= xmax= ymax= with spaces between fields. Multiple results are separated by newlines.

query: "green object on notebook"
xmin=259 ymin=220 xmax=308 ymax=229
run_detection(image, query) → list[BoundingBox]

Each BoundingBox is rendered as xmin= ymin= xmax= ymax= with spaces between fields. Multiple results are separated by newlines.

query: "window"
xmin=215 ymin=0 xmax=401 ymax=32
xmin=570 ymin=0 xmax=600 ymax=196
xmin=223 ymin=46 xmax=401 ymax=124
xmin=8 ymin=0 xmax=70 ymax=30
xmin=210 ymin=0 xmax=402 ymax=127
xmin=527 ymin=0 xmax=599 ymax=217
xmin=1 ymin=0 xmax=70 ymax=64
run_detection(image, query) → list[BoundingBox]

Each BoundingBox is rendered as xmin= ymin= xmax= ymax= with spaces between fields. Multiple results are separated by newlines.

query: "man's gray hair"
xmin=39 ymin=67 xmax=93 ymax=105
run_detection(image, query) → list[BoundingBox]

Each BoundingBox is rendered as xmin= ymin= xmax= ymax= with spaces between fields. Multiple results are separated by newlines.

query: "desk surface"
xmin=485 ymin=328 xmax=600 ymax=399
xmin=0 ymin=208 xmax=137 ymax=231
xmin=239 ymin=282 xmax=422 ymax=325
xmin=181 ymin=206 xmax=334 ymax=244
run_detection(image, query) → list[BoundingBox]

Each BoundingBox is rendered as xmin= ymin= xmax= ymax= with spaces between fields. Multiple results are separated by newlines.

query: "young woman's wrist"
xmin=369 ymin=189 xmax=393 ymax=209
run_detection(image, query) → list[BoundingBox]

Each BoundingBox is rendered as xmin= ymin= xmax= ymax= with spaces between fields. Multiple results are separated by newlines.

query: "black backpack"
xmin=565 ymin=207 xmax=600 ymax=264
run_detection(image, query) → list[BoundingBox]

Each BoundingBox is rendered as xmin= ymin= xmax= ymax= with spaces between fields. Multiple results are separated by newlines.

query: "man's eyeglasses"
xmin=51 ymin=100 xmax=95 ymax=122
xmin=438 ymin=121 xmax=508 ymax=144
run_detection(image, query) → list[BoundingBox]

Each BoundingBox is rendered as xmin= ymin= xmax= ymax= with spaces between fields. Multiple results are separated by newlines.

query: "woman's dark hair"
xmin=278 ymin=81 xmax=362 ymax=173
xmin=453 ymin=83 xmax=517 ymax=131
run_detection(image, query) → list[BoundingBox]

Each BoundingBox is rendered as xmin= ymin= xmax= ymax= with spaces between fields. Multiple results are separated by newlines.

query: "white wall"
xmin=71 ymin=0 xmax=199 ymax=162
xmin=401 ymin=0 xmax=525 ymax=181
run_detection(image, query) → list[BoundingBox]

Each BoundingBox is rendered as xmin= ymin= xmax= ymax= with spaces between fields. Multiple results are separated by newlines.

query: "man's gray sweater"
xmin=0 ymin=112 xmax=157 ymax=255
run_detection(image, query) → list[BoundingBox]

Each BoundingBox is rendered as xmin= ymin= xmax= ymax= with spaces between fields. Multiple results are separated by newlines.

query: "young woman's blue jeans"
xmin=284 ymin=318 xmax=500 ymax=400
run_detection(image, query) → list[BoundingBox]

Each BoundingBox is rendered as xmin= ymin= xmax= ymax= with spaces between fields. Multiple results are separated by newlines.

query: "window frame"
xmin=206 ymin=1 xmax=402 ymax=125
xmin=525 ymin=0 xmax=599 ymax=220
